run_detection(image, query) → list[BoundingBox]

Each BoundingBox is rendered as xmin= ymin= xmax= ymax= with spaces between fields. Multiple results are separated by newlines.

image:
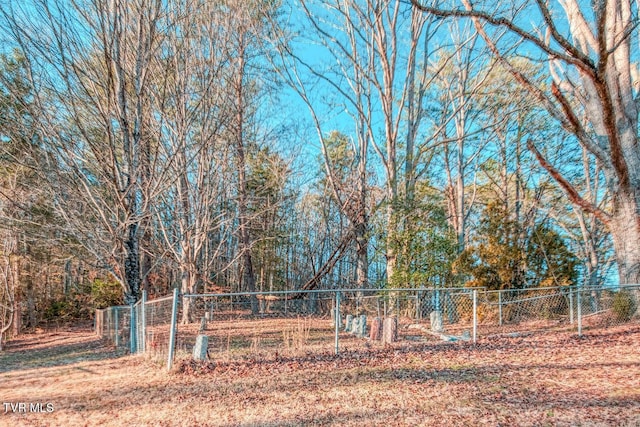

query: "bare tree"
xmin=0 ymin=237 xmax=18 ymax=350
xmin=551 ymin=143 xmax=614 ymax=288
xmin=230 ymin=9 xmax=258 ymax=311
xmin=224 ymin=0 xmax=280 ymax=312
xmin=1 ymin=0 xmax=164 ymax=303
xmin=279 ymin=0 xmax=450 ymax=286
xmin=412 ymin=0 xmax=640 ymax=285
xmin=0 ymin=49 xmax=83 ymax=334
xmin=151 ymin=0 xmax=236 ymax=322
xmin=431 ymin=23 xmax=496 ymax=254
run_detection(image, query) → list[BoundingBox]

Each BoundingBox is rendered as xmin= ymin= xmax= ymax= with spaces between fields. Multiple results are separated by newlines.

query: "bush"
xmin=92 ymin=278 xmax=123 ymax=309
xmin=43 ymin=292 xmax=93 ymax=322
xmin=44 ymin=300 xmax=71 ymax=320
xmin=612 ymin=291 xmax=637 ymax=322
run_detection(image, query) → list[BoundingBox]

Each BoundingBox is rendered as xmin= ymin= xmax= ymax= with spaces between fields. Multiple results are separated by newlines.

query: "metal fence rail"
xmin=95 ymin=284 xmax=640 ymax=369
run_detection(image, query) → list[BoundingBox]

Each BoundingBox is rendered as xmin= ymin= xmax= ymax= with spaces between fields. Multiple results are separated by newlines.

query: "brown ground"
xmin=1 ymin=324 xmax=639 ymax=426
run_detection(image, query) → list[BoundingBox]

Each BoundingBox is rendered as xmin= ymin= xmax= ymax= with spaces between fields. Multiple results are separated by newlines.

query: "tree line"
xmin=0 ymin=0 xmax=637 ymax=343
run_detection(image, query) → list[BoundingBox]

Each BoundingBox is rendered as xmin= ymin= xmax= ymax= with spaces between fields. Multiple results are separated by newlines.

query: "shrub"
xmin=43 ymin=292 xmax=93 ymax=321
xmin=612 ymin=291 xmax=637 ymax=322
xmin=44 ymin=300 xmax=71 ymax=320
xmin=92 ymin=278 xmax=123 ymax=309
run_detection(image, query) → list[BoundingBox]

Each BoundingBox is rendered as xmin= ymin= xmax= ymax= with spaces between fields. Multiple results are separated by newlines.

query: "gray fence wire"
xmin=95 ymin=291 xmax=175 ymax=360
xmin=577 ymin=285 xmax=640 ymax=330
xmin=94 ymin=305 xmax=131 ymax=349
xmin=95 ymin=284 xmax=640 ymax=369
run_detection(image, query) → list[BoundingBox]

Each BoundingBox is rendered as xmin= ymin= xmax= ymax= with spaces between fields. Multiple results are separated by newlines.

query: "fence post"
xmin=106 ymin=309 xmax=112 ymax=343
xmin=95 ymin=309 xmax=100 ymax=337
xmin=498 ymin=291 xmax=503 ymax=326
xmin=167 ymin=288 xmax=180 ymax=370
xmin=141 ymin=290 xmax=147 ymax=353
xmin=569 ymin=289 xmax=574 ymax=325
xmin=130 ymin=304 xmax=137 ymax=354
xmin=577 ymin=288 xmax=582 ymax=337
xmin=334 ymin=291 xmax=341 ymax=355
xmin=472 ymin=290 xmax=478 ymax=343
xmin=114 ymin=308 xmax=119 ymax=348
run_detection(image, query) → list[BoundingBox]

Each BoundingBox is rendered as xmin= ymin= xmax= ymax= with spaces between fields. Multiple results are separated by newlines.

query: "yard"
xmin=1 ymin=323 xmax=639 ymax=426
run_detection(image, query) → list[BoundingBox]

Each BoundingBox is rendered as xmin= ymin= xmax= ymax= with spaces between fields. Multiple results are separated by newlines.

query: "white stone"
xmin=430 ymin=311 xmax=443 ymax=332
xmin=357 ymin=315 xmax=367 ymax=338
xmin=193 ymin=334 xmax=209 ymax=361
xmin=345 ymin=314 xmax=354 ymax=332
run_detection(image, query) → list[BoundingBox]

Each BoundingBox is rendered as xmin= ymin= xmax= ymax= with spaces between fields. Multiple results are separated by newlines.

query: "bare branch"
xmin=410 ymin=0 xmax=597 ymax=75
xmin=527 ymin=139 xmax=611 ymax=225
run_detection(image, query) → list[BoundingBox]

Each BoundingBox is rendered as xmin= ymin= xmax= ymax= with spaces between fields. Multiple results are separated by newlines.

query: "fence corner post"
xmin=569 ymin=288 xmax=574 ymax=325
xmin=141 ymin=290 xmax=147 ymax=353
xmin=577 ymin=287 xmax=582 ymax=337
xmin=114 ymin=308 xmax=119 ymax=348
xmin=498 ymin=290 xmax=503 ymax=326
xmin=334 ymin=290 xmax=341 ymax=355
xmin=129 ymin=304 xmax=136 ymax=354
xmin=167 ymin=288 xmax=180 ymax=370
xmin=472 ymin=289 xmax=478 ymax=344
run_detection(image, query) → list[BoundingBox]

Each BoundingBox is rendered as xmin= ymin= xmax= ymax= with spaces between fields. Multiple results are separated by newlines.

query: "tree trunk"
xmin=610 ymin=194 xmax=640 ymax=284
xmin=234 ymin=39 xmax=258 ymax=314
xmin=11 ymin=254 xmax=20 ymax=338
xmin=181 ymin=267 xmax=196 ymax=324
xmin=455 ymin=167 xmax=466 ymax=253
xmin=355 ymin=222 xmax=368 ymax=289
xmin=386 ymin=200 xmax=398 ymax=285
xmin=124 ymin=223 xmax=141 ymax=305
xmin=355 ymin=162 xmax=369 ymax=289
xmin=140 ymin=238 xmax=152 ymax=294
xmin=577 ymin=211 xmax=601 ymax=288
xmin=75 ymin=261 xmax=85 ymax=293
xmin=19 ymin=255 xmax=36 ymax=329
xmin=12 ymin=293 xmax=20 ymax=338
xmin=63 ymin=259 xmax=72 ymax=296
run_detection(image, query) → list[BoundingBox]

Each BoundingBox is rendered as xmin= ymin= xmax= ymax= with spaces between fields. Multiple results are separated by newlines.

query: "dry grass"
xmin=1 ymin=324 xmax=639 ymax=426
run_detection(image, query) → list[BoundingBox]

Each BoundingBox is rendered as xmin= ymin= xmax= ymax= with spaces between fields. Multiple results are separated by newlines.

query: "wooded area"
xmin=0 ymin=0 xmax=638 ymax=345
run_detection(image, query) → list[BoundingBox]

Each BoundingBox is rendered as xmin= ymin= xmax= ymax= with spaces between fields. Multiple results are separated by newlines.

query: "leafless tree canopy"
xmin=0 ymin=0 xmax=636 ymax=337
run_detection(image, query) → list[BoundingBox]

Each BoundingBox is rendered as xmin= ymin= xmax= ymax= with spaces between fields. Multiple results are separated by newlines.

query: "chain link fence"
xmin=177 ymin=290 xmax=337 ymax=364
xmin=474 ymin=285 xmax=640 ymax=337
xmin=577 ymin=285 xmax=640 ymax=330
xmin=143 ymin=293 xmax=180 ymax=362
xmin=478 ymin=287 xmax=575 ymax=337
xmin=94 ymin=305 xmax=131 ymax=349
xmin=95 ymin=291 xmax=178 ymax=361
xmin=171 ymin=288 xmax=480 ymax=367
xmin=95 ymin=284 xmax=640 ymax=369
xmin=338 ymin=288 xmax=477 ymax=342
